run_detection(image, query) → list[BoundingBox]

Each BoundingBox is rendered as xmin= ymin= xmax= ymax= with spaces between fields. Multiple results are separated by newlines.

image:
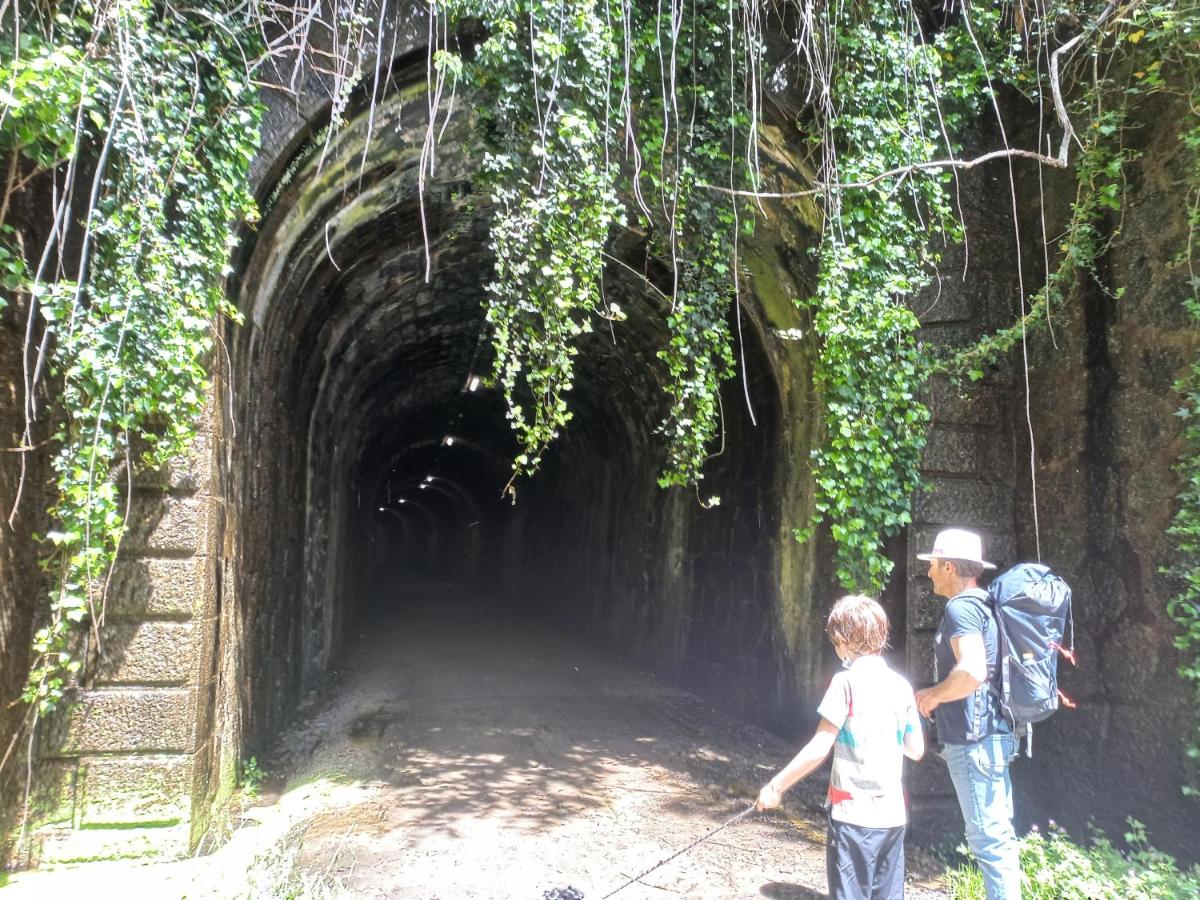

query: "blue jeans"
xmin=941 ymin=733 xmax=1021 ymax=900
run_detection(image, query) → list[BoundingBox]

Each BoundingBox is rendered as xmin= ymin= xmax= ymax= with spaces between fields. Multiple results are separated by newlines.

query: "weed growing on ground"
xmin=948 ymin=819 xmax=1200 ymax=899
xmin=239 ymin=825 xmax=343 ymax=900
xmin=239 ymin=757 xmax=267 ymax=800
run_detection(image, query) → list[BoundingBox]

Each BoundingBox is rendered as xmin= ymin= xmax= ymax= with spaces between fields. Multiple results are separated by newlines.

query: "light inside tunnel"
xmin=222 ymin=52 xmax=804 ymax=764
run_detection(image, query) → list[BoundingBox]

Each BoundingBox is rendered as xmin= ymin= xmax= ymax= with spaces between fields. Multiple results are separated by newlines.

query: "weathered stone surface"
xmin=79 ymin=754 xmax=192 ymax=825
xmin=133 ymin=428 xmax=212 ymax=493
xmin=909 ymin=797 xmax=965 ymax=845
xmin=913 ymin=268 xmax=1013 ymax=328
xmin=58 ymin=689 xmax=196 ymax=755
xmin=94 ymin=622 xmax=198 ymax=686
xmin=25 ymin=761 xmax=79 ymax=828
xmin=1100 ymin=622 xmax=1162 ymax=701
xmin=917 ymin=324 xmax=985 ymax=354
xmin=906 ymin=632 xmax=937 ymax=687
xmin=925 ymin=377 xmax=1003 ymax=427
xmin=921 ymin=425 xmax=1008 ymax=478
xmin=908 ymin=757 xmax=956 ymax=800
xmin=107 ymin=556 xmax=210 ymax=619
xmin=912 ymin=280 xmax=976 ymax=325
xmin=33 ymin=822 xmax=190 ymax=864
xmin=123 ymin=495 xmax=210 ymax=554
xmin=906 ymin=579 xmax=944 ymax=631
xmin=913 ymin=478 xmax=1013 ymax=531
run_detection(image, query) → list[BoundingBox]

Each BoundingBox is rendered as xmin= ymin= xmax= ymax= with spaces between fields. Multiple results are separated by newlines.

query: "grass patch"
xmin=948 ymin=819 xmax=1200 ymax=899
xmin=241 ymin=823 xmax=343 ymax=900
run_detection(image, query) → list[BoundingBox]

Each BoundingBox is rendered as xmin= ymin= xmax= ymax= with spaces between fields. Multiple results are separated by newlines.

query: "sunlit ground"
xmin=3 ymin=596 xmax=950 ymax=899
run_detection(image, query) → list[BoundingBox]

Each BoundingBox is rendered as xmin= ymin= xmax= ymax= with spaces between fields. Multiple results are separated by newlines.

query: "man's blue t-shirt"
xmin=933 ymin=588 xmax=1012 ymax=744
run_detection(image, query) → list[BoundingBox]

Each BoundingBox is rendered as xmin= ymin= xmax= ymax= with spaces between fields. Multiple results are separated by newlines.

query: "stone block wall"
xmin=21 ymin=410 xmax=219 ymax=865
xmin=1002 ymin=91 xmax=1200 ymax=856
xmin=905 ymin=395 xmax=1020 ymax=837
xmin=903 ymin=177 xmax=1022 ymax=837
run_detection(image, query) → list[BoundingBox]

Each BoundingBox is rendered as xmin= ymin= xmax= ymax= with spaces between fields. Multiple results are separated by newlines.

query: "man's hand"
xmin=916 ymin=687 xmax=941 ymax=719
xmin=919 ymin=634 xmax=986 ymax=719
xmin=756 ymin=782 xmax=782 ymax=811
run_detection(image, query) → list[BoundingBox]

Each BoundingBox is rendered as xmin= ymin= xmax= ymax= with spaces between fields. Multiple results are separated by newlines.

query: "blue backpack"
xmin=985 ymin=562 xmax=1076 ymax=754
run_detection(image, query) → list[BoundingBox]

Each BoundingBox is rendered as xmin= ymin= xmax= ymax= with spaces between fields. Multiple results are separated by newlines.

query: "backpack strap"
xmin=959 ymin=588 xmax=1027 ymax=751
xmin=988 ymin=600 xmax=1027 ymax=753
xmin=956 ymin=588 xmax=998 ymax=681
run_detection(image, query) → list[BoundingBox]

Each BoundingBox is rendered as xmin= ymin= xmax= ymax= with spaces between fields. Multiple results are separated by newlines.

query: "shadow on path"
xmin=253 ymin=583 xmax=947 ymax=899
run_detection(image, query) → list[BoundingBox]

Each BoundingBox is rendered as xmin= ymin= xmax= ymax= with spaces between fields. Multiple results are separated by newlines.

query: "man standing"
xmin=914 ymin=528 xmax=1020 ymax=900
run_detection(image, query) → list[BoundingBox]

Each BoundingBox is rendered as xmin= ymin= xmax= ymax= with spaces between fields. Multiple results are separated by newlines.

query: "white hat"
xmin=916 ymin=528 xmax=996 ymax=569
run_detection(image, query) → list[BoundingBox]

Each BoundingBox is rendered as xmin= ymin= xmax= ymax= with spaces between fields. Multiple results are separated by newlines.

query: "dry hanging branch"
xmin=702 ymin=0 xmax=1137 ymax=203
xmin=700 ymin=145 xmax=1068 ymax=199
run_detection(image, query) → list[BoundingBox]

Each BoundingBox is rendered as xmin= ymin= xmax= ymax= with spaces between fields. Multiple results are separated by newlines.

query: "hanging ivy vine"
xmin=3 ymin=0 xmax=1200 ymax=795
xmin=782 ymin=1 xmax=1024 ymax=589
xmin=435 ymin=0 xmax=753 ymax=492
xmin=793 ymin=6 xmax=955 ymax=590
xmin=447 ymin=0 xmax=623 ymax=481
xmin=0 ymin=0 xmax=261 ymax=713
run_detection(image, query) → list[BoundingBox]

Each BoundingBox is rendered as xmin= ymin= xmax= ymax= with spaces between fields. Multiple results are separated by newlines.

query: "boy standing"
xmin=757 ymin=595 xmax=924 ymax=900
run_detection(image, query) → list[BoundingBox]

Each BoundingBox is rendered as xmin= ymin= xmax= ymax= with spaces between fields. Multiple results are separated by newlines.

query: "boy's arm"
xmin=756 ymin=719 xmax=839 ymax=811
xmin=902 ymin=698 xmax=925 ymax=761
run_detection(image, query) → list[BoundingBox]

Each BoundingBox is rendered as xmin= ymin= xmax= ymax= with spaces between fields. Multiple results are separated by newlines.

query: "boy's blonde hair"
xmin=825 ymin=594 xmax=889 ymax=655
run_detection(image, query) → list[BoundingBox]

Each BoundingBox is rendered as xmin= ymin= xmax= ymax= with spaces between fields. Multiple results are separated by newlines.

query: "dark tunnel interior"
xmin=222 ymin=68 xmax=810 ymax=763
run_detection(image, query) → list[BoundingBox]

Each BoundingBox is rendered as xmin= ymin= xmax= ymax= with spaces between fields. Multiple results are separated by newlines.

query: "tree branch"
xmin=701 ymin=147 xmax=1067 ymax=199
xmin=704 ymin=0 xmax=1138 ymax=203
xmin=1049 ymin=0 xmax=1131 ymax=165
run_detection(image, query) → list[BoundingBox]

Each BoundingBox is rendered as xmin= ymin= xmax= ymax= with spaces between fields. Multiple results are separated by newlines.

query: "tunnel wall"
xmin=221 ymin=23 xmax=513 ymax=812
xmin=0 ymin=295 xmax=52 ymax=857
xmin=516 ymin=289 xmax=828 ymax=736
xmin=1003 ymin=91 xmax=1199 ymax=856
xmin=902 ymin=97 xmax=1200 ymax=856
xmin=7 ymin=10 xmax=1198 ymax=869
xmin=902 ymin=141 xmax=1023 ymax=837
xmin=15 ymin=407 xmax=224 ymax=865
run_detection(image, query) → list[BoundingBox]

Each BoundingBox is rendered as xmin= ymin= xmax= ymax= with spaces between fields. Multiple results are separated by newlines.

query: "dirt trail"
xmin=266 ymin=590 xmax=950 ymax=899
xmin=3 ymin=587 xmax=952 ymax=898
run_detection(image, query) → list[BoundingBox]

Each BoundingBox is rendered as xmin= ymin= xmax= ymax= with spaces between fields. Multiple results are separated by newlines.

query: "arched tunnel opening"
xmin=4 ymin=0 xmax=1198 ymax=881
xmin=221 ymin=58 xmax=813 ymax=769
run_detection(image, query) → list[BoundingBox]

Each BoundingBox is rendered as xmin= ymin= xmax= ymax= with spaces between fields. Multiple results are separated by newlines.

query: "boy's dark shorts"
xmin=826 ymin=813 xmax=905 ymax=900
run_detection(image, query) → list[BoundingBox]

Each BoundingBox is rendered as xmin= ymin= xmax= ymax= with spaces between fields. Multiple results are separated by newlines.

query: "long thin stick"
xmin=601 ymin=804 xmax=756 ymax=899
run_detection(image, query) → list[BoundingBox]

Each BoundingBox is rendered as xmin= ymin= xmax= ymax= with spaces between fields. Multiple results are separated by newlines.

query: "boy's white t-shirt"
xmin=817 ymin=654 xmax=921 ymax=829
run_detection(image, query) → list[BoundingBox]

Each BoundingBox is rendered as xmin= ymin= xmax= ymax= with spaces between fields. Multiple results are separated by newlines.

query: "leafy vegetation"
xmin=437 ymin=0 xmax=750 ymax=491
xmin=240 ymin=756 xmax=268 ymax=799
xmin=2 ymin=0 xmax=1200 ymax=805
xmin=791 ymin=5 xmax=986 ymax=589
xmin=949 ymin=820 xmax=1200 ymax=900
xmin=0 ymin=2 xmax=260 ymax=712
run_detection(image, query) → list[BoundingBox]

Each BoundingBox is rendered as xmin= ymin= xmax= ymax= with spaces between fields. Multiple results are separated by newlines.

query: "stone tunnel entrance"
xmin=218 ymin=53 xmax=812 ymax=826
xmin=20 ymin=43 xmax=847 ymax=867
xmin=12 ymin=4 xmax=1200 ymax=881
xmin=22 ymin=46 xmax=1034 ymax=869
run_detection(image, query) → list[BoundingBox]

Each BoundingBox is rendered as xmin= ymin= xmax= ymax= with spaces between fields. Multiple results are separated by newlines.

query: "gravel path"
xmin=268 ymin=590 xmax=952 ymax=899
xmin=2 ymin=587 xmax=953 ymax=899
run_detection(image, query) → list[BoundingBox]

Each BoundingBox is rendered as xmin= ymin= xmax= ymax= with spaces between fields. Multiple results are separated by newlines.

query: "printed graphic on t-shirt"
xmin=817 ymin=656 xmax=921 ymax=829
